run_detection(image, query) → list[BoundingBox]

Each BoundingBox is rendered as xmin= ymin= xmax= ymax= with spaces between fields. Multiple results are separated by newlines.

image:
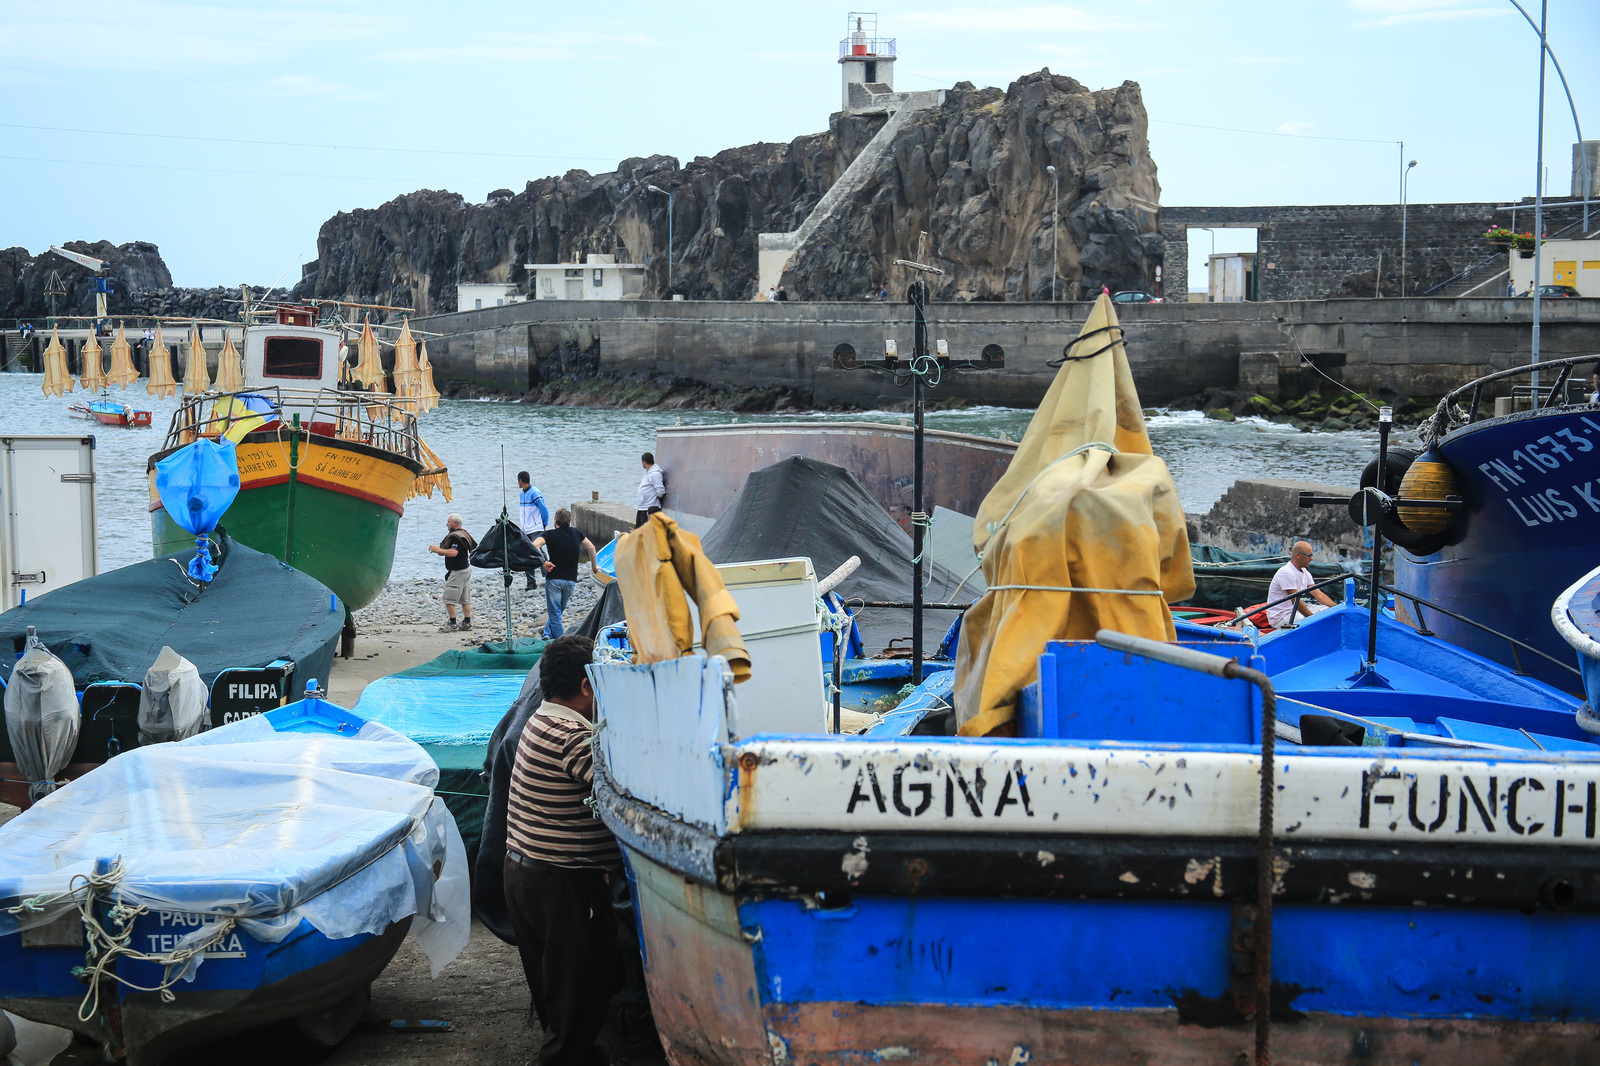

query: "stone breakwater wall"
xmin=411 ymin=296 xmax=1600 ymax=411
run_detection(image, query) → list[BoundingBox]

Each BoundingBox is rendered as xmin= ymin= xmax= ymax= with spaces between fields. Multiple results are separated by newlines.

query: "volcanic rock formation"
xmin=295 ymin=70 xmax=1163 ymax=313
xmin=0 ymin=241 xmax=283 ymax=323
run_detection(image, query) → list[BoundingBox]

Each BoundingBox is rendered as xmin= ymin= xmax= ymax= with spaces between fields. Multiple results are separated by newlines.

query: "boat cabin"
xmin=241 ymin=308 xmax=341 ymax=392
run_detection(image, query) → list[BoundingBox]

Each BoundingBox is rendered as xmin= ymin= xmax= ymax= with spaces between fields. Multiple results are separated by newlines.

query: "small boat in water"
xmin=69 ymin=397 xmax=153 ymax=428
xmin=0 ymin=695 xmax=469 ymax=1066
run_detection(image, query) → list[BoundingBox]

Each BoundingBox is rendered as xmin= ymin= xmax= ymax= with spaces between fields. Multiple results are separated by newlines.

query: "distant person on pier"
xmin=517 ymin=471 xmax=550 ymax=590
xmin=1507 ymin=280 xmax=1518 ymax=297
xmin=531 ymin=510 xmax=599 ymax=640
xmin=428 ymin=513 xmax=477 ymax=631
xmin=775 ymin=285 xmax=789 ymax=302
xmin=1589 ymin=365 xmax=1600 ymax=405
xmin=635 ymin=452 xmax=665 ymax=527
xmin=20 ymin=322 xmax=33 ymax=340
xmin=878 ymin=286 xmax=888 ymax=301
xmin=502 ymin=634 xmax=622 ymax=1066
xmin=1265 ymin=541 xmax=1335 ymax=628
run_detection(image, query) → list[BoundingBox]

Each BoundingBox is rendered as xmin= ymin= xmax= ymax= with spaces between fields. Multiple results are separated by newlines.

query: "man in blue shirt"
xmin=517 ymin=471 xmax=550 ymax=590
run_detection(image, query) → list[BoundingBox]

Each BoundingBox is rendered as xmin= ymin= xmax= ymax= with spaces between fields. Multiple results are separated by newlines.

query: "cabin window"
xmin=262 ymin=336 xmax=322 ymax=378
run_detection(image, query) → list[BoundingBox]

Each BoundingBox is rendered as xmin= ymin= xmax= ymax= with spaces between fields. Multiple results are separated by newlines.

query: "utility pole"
xmin=1530 ymin=0 xmax=1548 ymax=406
xmin=1047 ymin=164 xmax=1059 ymax=302
xmin=1400 ymin=159 xmax=1417 ymax=297
xmin=831 ymin=250 xmax=1004 ymax=683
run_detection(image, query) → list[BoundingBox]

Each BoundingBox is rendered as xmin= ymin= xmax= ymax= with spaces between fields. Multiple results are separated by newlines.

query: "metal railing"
xmin=162 ymin=386 xmax=426 ymax=465
xmin=837 ymin=36 xmax=897 ymax=58
xmin=1422 ymin=352 xmax=1600 ymax=439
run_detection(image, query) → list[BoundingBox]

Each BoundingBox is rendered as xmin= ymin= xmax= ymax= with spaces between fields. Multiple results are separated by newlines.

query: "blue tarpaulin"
xmin=353 ymin=674 xmax=529 ymax=746
xmin=155 ymin=439 xmax=241 ymax=536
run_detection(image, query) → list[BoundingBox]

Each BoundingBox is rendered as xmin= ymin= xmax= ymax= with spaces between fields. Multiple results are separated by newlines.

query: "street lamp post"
xmin=646 ymin=184 xmax=674 ymax=293
xmin=1046 ymin=164 xmax=1059 ymax=302
xmin=1400 ymin=159 xmax=1417 ymax=297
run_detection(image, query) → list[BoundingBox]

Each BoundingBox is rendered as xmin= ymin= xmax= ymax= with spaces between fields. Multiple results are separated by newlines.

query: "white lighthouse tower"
xmin=838 ymin=13 xmax=896 ymax=113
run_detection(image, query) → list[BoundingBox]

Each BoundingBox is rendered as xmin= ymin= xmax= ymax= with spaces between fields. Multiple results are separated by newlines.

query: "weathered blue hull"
xmin=593 ymin=653 xmax=1600 ymax=1065
xmin=1394 ymin=405 xmax=1600 ymax=693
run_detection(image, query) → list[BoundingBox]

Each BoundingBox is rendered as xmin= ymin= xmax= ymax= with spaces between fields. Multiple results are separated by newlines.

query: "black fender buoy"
xmin=1348 ymin=448 xmax=1452 ymax=556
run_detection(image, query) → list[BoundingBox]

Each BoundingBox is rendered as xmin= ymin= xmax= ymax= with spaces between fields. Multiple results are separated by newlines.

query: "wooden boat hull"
xmin=148 ymin=430 xmax=421 ymax=612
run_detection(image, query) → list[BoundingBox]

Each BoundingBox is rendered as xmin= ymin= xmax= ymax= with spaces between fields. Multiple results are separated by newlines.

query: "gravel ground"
xmin=359 ymin=569 xmax=608 ymax=641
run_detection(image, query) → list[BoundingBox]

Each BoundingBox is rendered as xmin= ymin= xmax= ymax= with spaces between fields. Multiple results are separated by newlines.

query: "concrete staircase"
xmin=757 ymin=91 xmax=943 ymax=295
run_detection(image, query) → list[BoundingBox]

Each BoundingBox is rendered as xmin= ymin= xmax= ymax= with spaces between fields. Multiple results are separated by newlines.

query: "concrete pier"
xmin=410 ymin=296 xmax=1600 ymax=409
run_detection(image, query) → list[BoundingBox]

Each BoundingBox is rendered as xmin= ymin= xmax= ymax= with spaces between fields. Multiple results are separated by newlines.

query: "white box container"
xmin=1 ymin=434 xmax=98 ymax=611
xmin=690 ymin=557 xmax=824 ymax=738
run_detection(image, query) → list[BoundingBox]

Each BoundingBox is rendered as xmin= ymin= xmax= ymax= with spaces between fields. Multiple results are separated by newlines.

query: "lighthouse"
xmin=838 ymin=13 xmax=896 ymax=113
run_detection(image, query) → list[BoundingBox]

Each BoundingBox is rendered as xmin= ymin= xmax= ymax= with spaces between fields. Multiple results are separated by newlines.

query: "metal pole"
xmin=667 ymin=191 xmax=675 ymax=291
xmin=1047 ymin=165 xmax=1059 ymax=302
xmin=911 ymin=281 xmax=927 ymax=685
xmin=1530 ymin=0 xmax=1548 ymax=405
xmin=1367 ymin=407 xmax=1393 ymax=668
xmin=1506 ymin=0 xmax=1587 ymax=231
xmin=1400 ymin=161 xmax=1415 ymax=297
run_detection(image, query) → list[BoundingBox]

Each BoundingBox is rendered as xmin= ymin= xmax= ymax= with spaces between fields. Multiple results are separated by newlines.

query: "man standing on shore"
xmin=1265 ymin=541 xmax=1335 ymax=628
xmin=504 ymin=635 xmax=620 ymax=1066
xmin=532 ymin=510 xmax=600 ymax=640
xmin=635 ymin=452 xmax=665 ymax=528
xmin=428 ymin=513 xmax=477 ymax=631
xmin=518 ymin=471 xmax=551 ymax=591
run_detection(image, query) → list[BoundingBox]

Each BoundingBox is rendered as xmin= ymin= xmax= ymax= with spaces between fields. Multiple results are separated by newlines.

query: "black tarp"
xmin=699 ymin=456 xmax=970 ymax=654
xmin=0 ymin=531 xmax=343 ymax=693
xmin=470 ymin=515 xmax=543 ymax=574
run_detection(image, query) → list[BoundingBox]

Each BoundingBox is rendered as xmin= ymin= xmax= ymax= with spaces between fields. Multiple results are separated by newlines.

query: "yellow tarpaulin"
xmin=214 ymin=332 xmax=244 ymax=393
xmin=612 ymin=513 xmax=751 ymax=682
xmin=954 ymin=294 xmax=1194 ymax=737
xmin=106 ymin=325 xmax=139 ymax=389
xmin=79 ymin=332 xmax=105 ymax=393
xmin=40 ymin=328 xmax=73 ymax=397
xmin=182 ymin=325 xmax=210 ymax=394
xmin=353 ymin=319 xmax=387 ymax=391
xmin=146 ymin=326 xmax=177 ymax=398
xmin=210 ymin=395 xmax=267 ymax=443
xmin=416 ymin=339 xmax=440 ymax=413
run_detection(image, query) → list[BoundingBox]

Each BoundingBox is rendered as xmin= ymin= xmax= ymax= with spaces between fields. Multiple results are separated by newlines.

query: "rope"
xmin=986 ymin=584 xmax=1163 ymax=596
xmin=1047 ymin=324 xmax=1124 ymax=367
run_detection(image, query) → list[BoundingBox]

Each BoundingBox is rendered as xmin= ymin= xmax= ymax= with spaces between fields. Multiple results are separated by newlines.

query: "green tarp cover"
xmin=394 ymin=640 xmax=547 ymax=678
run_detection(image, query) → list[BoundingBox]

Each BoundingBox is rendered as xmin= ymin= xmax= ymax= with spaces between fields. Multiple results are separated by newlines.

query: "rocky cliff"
xmin=0 ymin=240 xmax=283 ymax=323
xmin=294 ymin=70 xmax=1162 ymax=313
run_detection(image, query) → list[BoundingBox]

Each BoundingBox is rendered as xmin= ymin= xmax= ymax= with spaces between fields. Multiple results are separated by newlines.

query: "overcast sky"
xmin=1 ymin=0 xmax=1593 ymax=288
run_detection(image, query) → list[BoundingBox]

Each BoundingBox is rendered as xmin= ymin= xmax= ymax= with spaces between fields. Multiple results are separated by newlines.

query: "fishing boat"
xmin=1382 ymin=355 xmax=1600 ymax=692
xmin=68 ymin=397 xmax=153 ymax=428
xmin=588 ymin=297 xmax=1600 ymax=1062
xmin=0 ymin=533 xmax=344 ymax=807
xmin=1259 ymin=585 xmax=1590 ymax=750
xmin=1554 ymin=564 xmax=1600 ymax=731
xmin=0 ymin=693 xmax=469 ymax=1066
xmin=146 ymin=307 xmax=449 ymax=614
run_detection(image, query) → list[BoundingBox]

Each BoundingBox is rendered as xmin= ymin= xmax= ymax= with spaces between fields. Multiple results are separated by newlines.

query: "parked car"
xmin=1533 ymin=284 xmax=1581 ymax=298
xmin=1111 ymin=290 xmax=1163 ymax=303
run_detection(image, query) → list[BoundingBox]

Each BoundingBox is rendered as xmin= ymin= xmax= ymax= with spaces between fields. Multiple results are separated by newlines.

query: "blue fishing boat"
xmin=1554 ymin=564 xmax=1600 ymax=734
xmin=0 ymin=693 xmax=469 ymax=1066
xmin=1257 ymin=584 xmax=1590 ymax=751
xmin=1387 ymin=354 xmax=1600 ymax=692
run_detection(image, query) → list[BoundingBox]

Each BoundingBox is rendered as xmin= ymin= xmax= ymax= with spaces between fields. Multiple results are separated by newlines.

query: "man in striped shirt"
xmin=504 ymin=635 xmax=621 ymax=1066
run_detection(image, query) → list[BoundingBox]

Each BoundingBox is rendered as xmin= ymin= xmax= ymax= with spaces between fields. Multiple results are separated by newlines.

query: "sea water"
xmin=0 ymin=374 xmax=1380 ymax=583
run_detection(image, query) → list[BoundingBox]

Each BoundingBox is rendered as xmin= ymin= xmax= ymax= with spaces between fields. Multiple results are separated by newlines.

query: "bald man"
xmin=1265 ymin=541 xmax=1335 ymax=628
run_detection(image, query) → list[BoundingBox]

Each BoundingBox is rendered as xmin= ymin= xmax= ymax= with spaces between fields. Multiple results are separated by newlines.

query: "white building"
xmin=1207 ymin=252 xmax=1257 ymax=302
xmin=526 ymin=254 xmax=647 ymax=301
xmin=457 ymin=283 xmax=524 ymax=312
xmin=1507 ymin=238 xmax=1600 ymax=296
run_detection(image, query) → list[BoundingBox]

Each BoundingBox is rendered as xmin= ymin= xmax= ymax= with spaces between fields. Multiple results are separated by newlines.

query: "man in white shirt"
xmin=1265 ymin=541 xmax=1335 ymax=628
xmin=635 ymin=452 xmax=666 ymax=527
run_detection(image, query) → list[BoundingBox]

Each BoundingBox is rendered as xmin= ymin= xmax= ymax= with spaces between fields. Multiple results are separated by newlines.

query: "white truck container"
xmin=1 ymin=435 xmax=98 ymax=612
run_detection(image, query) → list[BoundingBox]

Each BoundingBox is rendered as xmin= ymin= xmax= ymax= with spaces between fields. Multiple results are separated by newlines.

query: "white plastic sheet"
xmin=1 ymin=635 xmax=78 ymax=803
xmin=0 ymin=712 xmax=468 ymax=975
xmin=137 ymin=646 xmax=206 ymax=744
